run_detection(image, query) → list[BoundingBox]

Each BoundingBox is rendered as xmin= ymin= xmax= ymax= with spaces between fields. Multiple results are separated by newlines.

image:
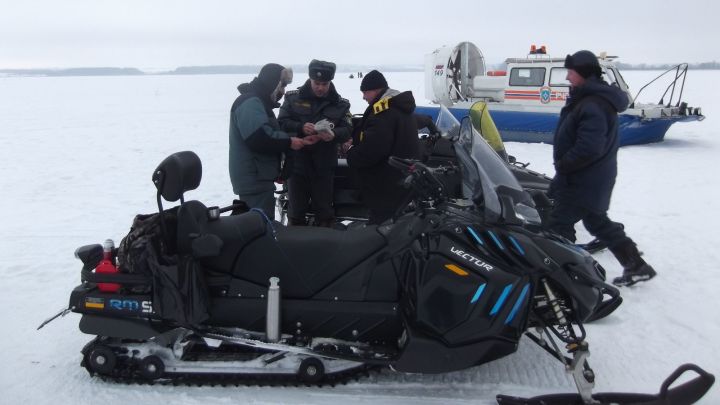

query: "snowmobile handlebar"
xmin=388 ymin=157 xmax=449 ymax=204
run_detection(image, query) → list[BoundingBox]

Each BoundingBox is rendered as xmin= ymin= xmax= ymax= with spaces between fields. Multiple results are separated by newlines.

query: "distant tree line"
xmin=0 ymin=67 xmax=143 ymax=76
xmin=1 ymin=64 xmax=423 ymax=77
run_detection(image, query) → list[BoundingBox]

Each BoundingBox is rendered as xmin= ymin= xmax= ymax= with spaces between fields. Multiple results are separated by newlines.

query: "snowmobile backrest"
xmin=152 ymin=151 xmax=202 ymax=203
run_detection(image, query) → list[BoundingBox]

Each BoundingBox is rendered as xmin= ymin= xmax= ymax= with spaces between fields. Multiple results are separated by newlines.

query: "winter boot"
xmin=610 ymin=241 xmax=657 ymax=287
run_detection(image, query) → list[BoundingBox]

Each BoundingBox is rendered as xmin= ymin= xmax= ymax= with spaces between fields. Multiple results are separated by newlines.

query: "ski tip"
xmin=496 ymin=363 xmax=715 ymax=405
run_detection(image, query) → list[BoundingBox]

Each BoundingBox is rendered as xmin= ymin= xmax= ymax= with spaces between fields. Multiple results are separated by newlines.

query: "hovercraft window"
xmin=509 ymin=67 xmax=546 ymax=87
xmin=549 ymin=68 xmax=570 ymax=86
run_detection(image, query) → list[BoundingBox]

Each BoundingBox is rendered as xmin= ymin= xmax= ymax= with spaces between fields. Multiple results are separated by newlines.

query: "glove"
xmin=314 ymin=119 xmax=335 ymax=141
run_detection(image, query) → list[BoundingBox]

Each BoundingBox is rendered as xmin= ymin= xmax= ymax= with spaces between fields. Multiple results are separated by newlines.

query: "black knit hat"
xmin=360 ymin=70 xmax=388 ymax=91
xmin=564 ymin=50 xmax=602 ymax=79
xmin=309 ymin=59 xmax=336 ymax=82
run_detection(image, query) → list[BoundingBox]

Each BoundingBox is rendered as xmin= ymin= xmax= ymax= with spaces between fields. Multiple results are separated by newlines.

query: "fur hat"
xmin=360 ymin=70 xmax=388 ymax=91
xmin=564 ymin=50 xmax=602 ymax=79
xmin=309 ymin=59 xmax=336 ymax=82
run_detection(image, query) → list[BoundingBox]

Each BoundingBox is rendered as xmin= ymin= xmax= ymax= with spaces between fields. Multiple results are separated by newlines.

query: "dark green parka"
xmin=229 ymin=79 xmax=291 ymax=195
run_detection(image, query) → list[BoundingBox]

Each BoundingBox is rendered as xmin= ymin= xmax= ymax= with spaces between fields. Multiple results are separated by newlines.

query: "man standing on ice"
xmin=346 ymin=70 xmax=420 ymax=225
xmin=278 ymin=59 xmax=353 ymax=227
xmin=228 ymin=63 xmax=317 ymax=219
xmin=548 ymin=50 xmax=656 ymax=286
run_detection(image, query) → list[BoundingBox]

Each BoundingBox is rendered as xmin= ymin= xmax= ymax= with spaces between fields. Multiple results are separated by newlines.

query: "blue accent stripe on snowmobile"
xmin=470 ymin=283 xmax=487 ymax=304
xmin=487 ymin=231 xmax=505 ymax=250
xmin=505 ymin=283 xmax=530 ymax=324
xmin=508 ymin=236 xmax=525 ymax=255
xmin=490 ymin=284 xmax=513 ymax=315
xmin=467 ymin=226 xmax=484 ymax=245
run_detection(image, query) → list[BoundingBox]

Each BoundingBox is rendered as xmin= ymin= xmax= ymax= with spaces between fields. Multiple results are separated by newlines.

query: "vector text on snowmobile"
xmin=43 ymin=111 xmax=714 ymax=404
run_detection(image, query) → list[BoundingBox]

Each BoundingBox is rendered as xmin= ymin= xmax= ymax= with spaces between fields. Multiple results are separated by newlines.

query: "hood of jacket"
xmin=236 ymin=64 xmax=292 ymax=109
xmin=376 ymin=89 xmax=416 ymax=114
xmin=237 ymin=81 xmax=278 ymax=110
xmin=570 ymin=77 xmax=629 ymax=113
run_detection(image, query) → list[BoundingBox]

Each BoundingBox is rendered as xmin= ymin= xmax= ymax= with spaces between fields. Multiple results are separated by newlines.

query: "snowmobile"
xmin=42 ymin=113 xmax=714 ymax=404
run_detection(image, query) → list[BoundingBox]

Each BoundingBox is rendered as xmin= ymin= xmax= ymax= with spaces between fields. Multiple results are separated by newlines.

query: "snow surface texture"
xmin=0 ymin=71 xmax=717 ymax=404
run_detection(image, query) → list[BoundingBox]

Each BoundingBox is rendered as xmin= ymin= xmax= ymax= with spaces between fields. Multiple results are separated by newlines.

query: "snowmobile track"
xmin=89 ymin=360 xmax=380 ymax=388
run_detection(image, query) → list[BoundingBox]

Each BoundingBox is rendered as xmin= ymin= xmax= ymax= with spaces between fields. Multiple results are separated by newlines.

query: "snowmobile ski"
xmin=496 ymin=363 xmax=715 ymax=405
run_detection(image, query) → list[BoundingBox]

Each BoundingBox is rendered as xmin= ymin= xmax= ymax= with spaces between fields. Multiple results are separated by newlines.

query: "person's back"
xmin=347 ymin=70 xmax=420 ymax=224
xmin=228 ymin=63 xmax=311 ymax=219
xmin=551 ymin=74 xmax=628 ymax=214
xmin=229 ymin=87 xmax=282 ymax=195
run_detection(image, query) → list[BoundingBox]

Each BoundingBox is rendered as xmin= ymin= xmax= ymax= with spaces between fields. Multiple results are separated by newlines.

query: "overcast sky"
xmin=2 ymin=0 xmax=718 ymax=69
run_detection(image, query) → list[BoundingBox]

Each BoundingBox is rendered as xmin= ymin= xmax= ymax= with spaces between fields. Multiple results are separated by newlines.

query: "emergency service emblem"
xmin=540 ymin=86 xmax=552 ymax=104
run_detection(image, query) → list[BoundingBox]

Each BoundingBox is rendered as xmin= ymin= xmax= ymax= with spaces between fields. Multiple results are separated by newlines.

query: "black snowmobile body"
xmin=55 ymin=108 xmax=713 ymax=404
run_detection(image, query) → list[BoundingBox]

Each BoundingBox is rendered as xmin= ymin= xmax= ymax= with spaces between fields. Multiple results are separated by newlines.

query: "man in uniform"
xmin=346 ymin=70 xmax=421 ymax=225
xmin=278 ymin=59 xmax=352 ymax=227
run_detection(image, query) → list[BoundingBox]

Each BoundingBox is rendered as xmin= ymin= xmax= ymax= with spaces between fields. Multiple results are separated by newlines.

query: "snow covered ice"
xmin=0 ymin=70 xmax=718 ymax=404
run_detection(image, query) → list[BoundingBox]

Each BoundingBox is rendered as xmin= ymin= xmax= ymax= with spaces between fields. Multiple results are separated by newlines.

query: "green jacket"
xmin=229 ymin=83 xmax=291 ymax=195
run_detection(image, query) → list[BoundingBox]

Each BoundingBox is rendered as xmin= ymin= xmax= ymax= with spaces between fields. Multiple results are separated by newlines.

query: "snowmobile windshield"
xmin=435 ymin=106 xmax=540 ymax=225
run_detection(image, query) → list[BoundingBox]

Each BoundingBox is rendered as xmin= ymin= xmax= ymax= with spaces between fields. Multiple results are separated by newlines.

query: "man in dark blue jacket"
xmin=548 ymin=50 xmax=656 ymax=287
xmin=229 ymin=63 xmax=316 ymax=219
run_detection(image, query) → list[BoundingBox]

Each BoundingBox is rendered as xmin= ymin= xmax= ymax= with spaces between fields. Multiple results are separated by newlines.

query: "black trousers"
xmin=288 ymin=172 xmax=334 ymax=222
xmin=547 ymin=199 xmax=631 ymax=249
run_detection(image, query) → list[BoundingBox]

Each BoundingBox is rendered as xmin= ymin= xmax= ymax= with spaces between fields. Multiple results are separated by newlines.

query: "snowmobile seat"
xmin=176 ymin=200 xmax=267 ymax=270
xmin=232 ymin=224 xmax=388 ymax=298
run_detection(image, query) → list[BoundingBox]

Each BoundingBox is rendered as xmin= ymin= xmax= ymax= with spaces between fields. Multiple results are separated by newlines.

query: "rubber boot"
xmin=610 ymin=241 xmax=657 ymax=287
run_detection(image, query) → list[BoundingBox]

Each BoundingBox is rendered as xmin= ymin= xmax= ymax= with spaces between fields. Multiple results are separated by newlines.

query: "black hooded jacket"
xmin=278 ymin=79 xmax=352 ymax=175
xmin=347 ymin=89 xmax=420 ymax=222
xmin=550 ymin=77 xmax=629 ymax=212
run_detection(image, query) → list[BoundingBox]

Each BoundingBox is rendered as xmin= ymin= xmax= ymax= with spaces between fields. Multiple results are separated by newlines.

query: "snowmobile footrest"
xmin=496 ymin=363 xmax=715 ymax=405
